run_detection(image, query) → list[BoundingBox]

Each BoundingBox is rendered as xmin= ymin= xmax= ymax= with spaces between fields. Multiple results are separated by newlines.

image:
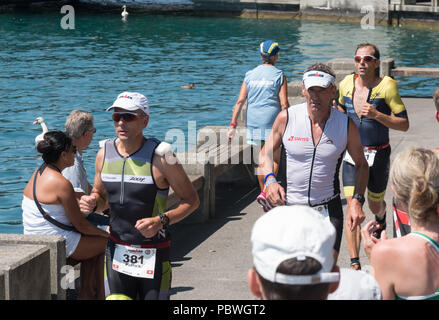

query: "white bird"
xmin=121 ymin=5 xmax=129 ymax=19
xmin=33 ymin=117 xmax=49 ymax=146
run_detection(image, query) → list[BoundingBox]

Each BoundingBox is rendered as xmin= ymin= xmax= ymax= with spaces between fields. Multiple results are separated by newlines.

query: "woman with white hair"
xmin=362 ymin=147 xmax=439 ymax=300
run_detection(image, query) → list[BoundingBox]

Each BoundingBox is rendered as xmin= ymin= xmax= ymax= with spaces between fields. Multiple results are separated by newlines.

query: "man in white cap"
xmin=259 ymin=63 xmax=369 ymax=263
xmin=248 ymin=205 xmax=382 ymax=300
xmin=248 ymin=205 xmax=341 ymax=299
xmin=80 ymin=91 xmax=199 ymax=300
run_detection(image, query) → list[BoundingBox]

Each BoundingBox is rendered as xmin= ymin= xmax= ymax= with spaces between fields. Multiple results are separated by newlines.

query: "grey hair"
xmin=65 ymin=110 xmax=94 ymax=139
xmin=304 ymin=63 xmax=336 ymax=78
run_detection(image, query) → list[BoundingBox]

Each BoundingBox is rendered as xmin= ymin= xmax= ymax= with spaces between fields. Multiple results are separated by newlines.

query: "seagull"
xmin=121 ymin=5 xmax=129 ymax=19
xmin=181 ymin=83 xmax=195 ymax=89
xmin=33 ymin=117 xmax=49 ymax=146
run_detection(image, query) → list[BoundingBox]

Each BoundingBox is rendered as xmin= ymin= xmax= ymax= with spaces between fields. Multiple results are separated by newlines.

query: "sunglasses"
xmin=354 ymin=55 xmax=377 ymax=63
xmin=112 ymin=112 xmax=146 ymax=122
xmin=68 ymin=145 xmax=77 ymax=154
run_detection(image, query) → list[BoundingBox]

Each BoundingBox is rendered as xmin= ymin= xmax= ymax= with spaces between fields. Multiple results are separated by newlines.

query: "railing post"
xmin=381 ymin=58 xmax=395 ymax=77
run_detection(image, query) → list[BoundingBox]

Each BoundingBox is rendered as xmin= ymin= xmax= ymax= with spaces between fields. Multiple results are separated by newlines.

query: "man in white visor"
xmin=259 ymin=63 xmax=369 ymax=264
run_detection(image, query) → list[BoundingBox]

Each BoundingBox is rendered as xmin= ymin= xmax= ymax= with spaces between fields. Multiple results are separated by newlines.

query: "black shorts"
xmin=342 ymin=145 xmax=391 ymax=202
xmin=105 ymin=237 xmax=172 ymax=300
xmin=311 ymin=196 xmax=343 ymax=253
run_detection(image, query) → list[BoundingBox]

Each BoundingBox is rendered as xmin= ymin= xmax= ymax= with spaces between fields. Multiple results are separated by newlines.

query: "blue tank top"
xmin=244 ymin=64 xmax=284 ymax=141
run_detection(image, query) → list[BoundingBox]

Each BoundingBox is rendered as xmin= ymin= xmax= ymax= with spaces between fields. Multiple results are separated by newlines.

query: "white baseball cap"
xmin=302 ymin=70 xmax=335 ymax=90
xmin=251 ymin=205 xmax=339 ymax=285
xmin=106 ymin=91 xmax=149 ymax=115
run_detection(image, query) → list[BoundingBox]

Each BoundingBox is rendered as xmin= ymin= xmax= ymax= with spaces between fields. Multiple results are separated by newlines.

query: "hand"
xmin=265 ymin=182 xmax=286 ymax=206
xmin=359 ymin=103 xmax=378 ymax=120
xmin=361 ymin=220 xmax=388 ymax=259
xmin=227 ymin=126 xmax=236 ymax=140
xmin=347 ymin=200 xmax=366 ymax=231
xmin=79 ymin=194 xmax=97 ymax=214
xmin=135 ymin=217 xmax=162 ymax=238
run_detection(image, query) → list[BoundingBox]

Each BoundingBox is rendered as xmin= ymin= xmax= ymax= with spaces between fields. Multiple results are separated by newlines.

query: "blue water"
xmin=1 ymin=12 xmax=439 ymax=233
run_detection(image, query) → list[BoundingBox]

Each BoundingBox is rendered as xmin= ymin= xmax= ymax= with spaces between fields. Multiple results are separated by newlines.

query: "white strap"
xmin=274 ymin=272 xmax=340 ymax=285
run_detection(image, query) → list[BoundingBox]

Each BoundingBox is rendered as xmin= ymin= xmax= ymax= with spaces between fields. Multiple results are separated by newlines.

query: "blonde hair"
xmin=390 ymin=147 xmax=439 ymax=223
xmin=65 ymin=110 xmax=93 ymax=139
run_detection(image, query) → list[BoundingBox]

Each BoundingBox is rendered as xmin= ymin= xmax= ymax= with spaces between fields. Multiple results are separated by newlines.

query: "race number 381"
xmin=113 ymin=245 xmax=157 ymax=279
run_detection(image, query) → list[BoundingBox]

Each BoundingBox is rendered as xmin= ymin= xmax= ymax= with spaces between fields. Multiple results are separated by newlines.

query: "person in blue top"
xmin=228 ymin=40 xmax=289 ymax=211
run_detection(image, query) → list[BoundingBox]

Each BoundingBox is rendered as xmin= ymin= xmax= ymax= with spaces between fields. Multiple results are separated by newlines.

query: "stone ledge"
xmin=0 ymin=234 xmax=66 ymax=300
xmin=0 ymin=244 xmax=51 ymax=300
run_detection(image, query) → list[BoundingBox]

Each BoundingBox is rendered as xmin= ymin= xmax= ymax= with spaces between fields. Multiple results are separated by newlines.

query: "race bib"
xmin=112 ymin=244 xmax=156 ymax=279
xmin=343 ymin=150 xmax=376 ymax=167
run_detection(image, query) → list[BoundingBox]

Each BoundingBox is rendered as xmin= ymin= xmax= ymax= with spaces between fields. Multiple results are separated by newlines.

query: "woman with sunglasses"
xmin=337 ymin=43 xmax=410 ymax=271
xmin=22 ymin=130 xmax=109 ymax=299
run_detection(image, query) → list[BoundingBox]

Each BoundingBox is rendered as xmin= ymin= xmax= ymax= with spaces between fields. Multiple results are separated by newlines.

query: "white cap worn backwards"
xmin=251 ymin=205 xmax=339 ymax=285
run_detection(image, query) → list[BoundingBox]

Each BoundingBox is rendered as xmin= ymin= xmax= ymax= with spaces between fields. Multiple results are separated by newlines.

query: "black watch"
xmin=159 ymin=213 xmax=170 ymax=228
xmin=353 ymin=193 xmax=365 ymax=205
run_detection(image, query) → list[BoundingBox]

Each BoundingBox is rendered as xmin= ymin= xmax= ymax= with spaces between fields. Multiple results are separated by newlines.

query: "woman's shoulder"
xmin=372 ymin=236 xmax=415 ymax=261
xmin=42 ymin=170 xmax=74 ymax=195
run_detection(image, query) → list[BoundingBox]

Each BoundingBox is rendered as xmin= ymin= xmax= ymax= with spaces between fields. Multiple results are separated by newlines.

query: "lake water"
xmin=1 ymin=12 xmax=439 ymax=233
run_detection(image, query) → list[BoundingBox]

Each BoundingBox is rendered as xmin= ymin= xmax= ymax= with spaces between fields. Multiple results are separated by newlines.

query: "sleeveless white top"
xmin=282 ymin=103 xmax=348 ymax=206
xmin=22 ymin=196 xmax=81 ymax=257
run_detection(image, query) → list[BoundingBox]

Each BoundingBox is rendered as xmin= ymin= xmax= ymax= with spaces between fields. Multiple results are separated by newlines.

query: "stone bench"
xmin=0 ymin=234 xmax=67 ymax=300
xmin=0 ymin=243 xmax=51 ymax=300
xmin=167 ymin=125 xmax=256 ymax=222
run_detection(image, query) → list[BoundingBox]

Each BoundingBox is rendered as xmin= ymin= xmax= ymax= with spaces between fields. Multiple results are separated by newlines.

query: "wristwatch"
xmin=352 ymin=193 xmax=365 ymax=205
xmin=159 ymin=213 xmax=170 ymax=228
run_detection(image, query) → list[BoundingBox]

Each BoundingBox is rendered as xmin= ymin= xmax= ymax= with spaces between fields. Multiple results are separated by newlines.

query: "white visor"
xmin=303 ymin=70 xmax=335 ymax=90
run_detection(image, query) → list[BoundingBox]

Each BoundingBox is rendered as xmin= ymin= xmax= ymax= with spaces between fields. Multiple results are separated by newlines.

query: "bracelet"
xmin=230 ymin=122 xmax=237 ymax=127
xmin=265 ymin=177 xmax=277 ymax=188
xmin=264 ymin=173 xmax=276 ymax=184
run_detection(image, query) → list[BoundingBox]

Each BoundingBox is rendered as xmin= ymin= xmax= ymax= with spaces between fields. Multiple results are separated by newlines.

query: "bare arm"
xmin=278 ymin=75 xmax=290 ymax=110
xmin=260 ymin=110 xmax=288 ymax=205
xmin=346 ymin=118 xmax=369 ymax=231
xmin=228 ymin=81 xmax=248 ymax=140
xmin=79 ymin=148 xmax=108 ymax=214
xmin=135 ymin=154 xmax=200 ymax=238
xmin=360 ymin=103 xmax=409 ymax=131
xmin=58 ymin=178 xmax=108 ymax=238
xmin=369 ymin=239 xmax=396 ymax=300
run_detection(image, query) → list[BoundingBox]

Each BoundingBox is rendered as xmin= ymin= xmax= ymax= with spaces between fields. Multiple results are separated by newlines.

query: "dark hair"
xmin=356 ymin=43 xmax=380 ymax=59
xmin=304 ymin=63 xmax=336 ymax=79
xmin=257 ymin=257 xmax=331 ymax=300
xmin=36 ymin=131 xmax=72 ymax=164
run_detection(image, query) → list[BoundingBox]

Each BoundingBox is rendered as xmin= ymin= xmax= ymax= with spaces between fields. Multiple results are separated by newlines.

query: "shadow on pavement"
xmin=169 ymin=181 xmax=259 ymax=266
